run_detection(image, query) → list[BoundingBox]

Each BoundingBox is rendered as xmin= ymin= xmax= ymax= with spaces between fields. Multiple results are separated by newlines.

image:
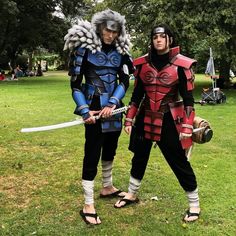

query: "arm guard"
xmin=124 ymin=102 xmax=138 ymax=126
xmin=180 ymin=106 xmax=195 ymax=149
xmin=108 ymin=83 xmax=126 ymax=106
xmin=182 ymin=106 xmax=195 ymax=135
xmin=72 ymin=89 xmax=90 ymax=119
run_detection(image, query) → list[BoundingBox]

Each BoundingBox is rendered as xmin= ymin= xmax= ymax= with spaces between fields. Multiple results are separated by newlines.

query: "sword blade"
xmin=21 ymin=119 xmax=85 ymax=133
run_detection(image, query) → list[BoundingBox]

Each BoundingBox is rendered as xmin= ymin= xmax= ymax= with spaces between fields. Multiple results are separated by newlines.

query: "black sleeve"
xmin=130 ymin=70 xmax=145 ymax=106
xmin=121 ymin=54 xmax=135 ymax=74
xmin=178 ymin=67 xmax=194 ymax=107
xmin=118 ymin=54 xmax=134 ymax=91
xmin=70 ymin=74 xmax=83 ymax=91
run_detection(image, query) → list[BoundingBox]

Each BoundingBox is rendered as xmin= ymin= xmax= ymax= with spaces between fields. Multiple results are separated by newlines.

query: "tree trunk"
xmin=28 ymin=51 xmax=33 ymax=71
xmin=217 ymin=59 xmax=231 ymax=89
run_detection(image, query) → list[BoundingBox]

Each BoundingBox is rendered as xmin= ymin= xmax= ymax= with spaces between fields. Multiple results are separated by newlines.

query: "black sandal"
xmin=114 ymin=198 xmax=139 ymax=208
xmin=183 ymin=209 xmax=200 ymax=222
xmin=80 ymin=210 xmax=101 ymax=225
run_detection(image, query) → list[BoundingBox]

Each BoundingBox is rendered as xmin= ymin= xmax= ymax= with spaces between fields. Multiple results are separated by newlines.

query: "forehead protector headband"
xmin=105 ymin=20 xmax=120 ymax=32
xmin=152 ymin=27 xmax=165 ymax=35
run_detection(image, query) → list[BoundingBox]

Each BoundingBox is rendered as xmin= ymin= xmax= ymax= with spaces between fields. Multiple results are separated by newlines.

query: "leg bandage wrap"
xmin=185 ymin=188 xmax=200 ymax=208
xmin=128 ymin=175 xmax=141 ymax=194
xmin=82 ymin=179 xmax=94 ymax=205
xmin=102 ymin=160 xmax=113 ymax=187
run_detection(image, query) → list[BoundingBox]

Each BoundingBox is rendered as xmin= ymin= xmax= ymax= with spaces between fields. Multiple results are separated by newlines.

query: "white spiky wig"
xmin=64 ymin=9 xmax=131 ymax=55
xmin=92 ymin=9 xmax=125 ymax=36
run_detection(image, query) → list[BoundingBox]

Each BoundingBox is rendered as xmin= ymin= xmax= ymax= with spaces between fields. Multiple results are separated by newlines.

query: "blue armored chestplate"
xmin=87 ymin=50 xmax=122 ymax=95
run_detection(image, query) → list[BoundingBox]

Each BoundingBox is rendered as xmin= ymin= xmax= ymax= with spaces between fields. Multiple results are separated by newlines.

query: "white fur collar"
xmin=64 ymin=19 xmax=131 ymax=55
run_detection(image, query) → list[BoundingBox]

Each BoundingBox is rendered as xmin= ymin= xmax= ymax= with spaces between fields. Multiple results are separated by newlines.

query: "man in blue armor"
xmin=64 ymin=9 xmax=134 ymax=225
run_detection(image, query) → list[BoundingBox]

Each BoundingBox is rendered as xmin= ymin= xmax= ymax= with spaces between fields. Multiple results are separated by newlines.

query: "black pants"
xmin=82 ymin=120 xmax=121 ymax=180
xmin=130 ymin=112 xmax=197 ymax=192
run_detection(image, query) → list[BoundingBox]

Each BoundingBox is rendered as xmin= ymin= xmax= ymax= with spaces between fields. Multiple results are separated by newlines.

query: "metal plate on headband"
xmin=152 ymin=27 xmax=165 ymax=34
xmin=106 ymin=20 xmax=120 ymax=32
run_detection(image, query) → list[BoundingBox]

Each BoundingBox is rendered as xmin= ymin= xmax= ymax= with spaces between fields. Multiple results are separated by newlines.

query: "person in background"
xmin=114 ymin=24 xmax=201 ymax=223
xmin=64 ymin=9 xmax=134 ymax=225
xmin=36 ymin=64 xmax=43 ymax=76
xmin=0 ymin=70 xmax=6 ymax=81
xmin=15 ymin=65 xmax=23 ymax=78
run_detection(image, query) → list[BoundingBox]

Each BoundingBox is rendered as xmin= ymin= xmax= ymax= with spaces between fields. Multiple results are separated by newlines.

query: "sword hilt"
xmin=111 ymin=105 xmax=129 ymax=115
xmin=93 ymin=105 xmax=129 ymax=120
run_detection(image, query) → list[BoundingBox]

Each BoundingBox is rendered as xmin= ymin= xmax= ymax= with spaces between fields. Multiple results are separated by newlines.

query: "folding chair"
xmin=201 ymin=48 xmax=226 ymax=104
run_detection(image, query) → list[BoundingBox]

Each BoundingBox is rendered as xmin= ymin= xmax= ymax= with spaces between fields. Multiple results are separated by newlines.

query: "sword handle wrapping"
xmin=111 ymin=105 xmax=129 ymax=115
xmin=93 ymin=106 xmax=129 ymax=120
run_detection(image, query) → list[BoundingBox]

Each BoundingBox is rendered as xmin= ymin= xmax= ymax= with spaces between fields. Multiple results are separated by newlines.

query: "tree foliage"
xmin=0 ymin=0 xmax=90 ymax=69
xmin=1 ymin=0 xmax=235 ymax=87
xmin=101 ymin=0 xmax=236 ymax=87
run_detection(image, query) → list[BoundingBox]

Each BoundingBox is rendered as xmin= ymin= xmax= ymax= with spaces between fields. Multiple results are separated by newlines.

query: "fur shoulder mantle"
xmin=64 ymin=19 xmax=131 ymax=55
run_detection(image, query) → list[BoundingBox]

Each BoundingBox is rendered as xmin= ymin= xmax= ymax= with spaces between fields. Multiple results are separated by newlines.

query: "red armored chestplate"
xmin=139 ymin=63 xmax=179 ymax=111
xmin=133 ymin=48 xmax=196 ymax=142
xmin=137 ymin=62 xmax=179 ymax=141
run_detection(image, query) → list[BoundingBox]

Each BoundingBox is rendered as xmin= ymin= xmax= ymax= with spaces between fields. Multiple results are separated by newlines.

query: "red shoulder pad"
xmin=172 ymin=54 xmax=197 ymax=69
xmin=169 ymin=46 xmax=180 ymax=58
xmin=133 ymin=54 xmax=148 ymax=66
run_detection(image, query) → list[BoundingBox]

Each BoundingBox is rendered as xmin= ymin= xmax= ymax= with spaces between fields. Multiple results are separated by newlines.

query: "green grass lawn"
xmin=0 ymin=72 xmax=235 ymax=235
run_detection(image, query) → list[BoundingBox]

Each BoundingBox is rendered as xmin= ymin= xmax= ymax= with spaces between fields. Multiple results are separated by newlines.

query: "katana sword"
xmin=21 ymin=106 xmax=129 ymax=133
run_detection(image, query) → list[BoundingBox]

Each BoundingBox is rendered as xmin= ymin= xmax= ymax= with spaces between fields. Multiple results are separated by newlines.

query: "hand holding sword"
xmin=84 ymin=105 xmax=116 ymax=124
xmin=83 ymin=110 xmax=101 ymax=124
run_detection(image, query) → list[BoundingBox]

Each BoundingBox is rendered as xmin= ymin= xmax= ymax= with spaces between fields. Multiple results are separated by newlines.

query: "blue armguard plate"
xmin=108 ymin=83 xmax=125 ymax=105
xmin=72 ymin=90 xmax=89 ymax=116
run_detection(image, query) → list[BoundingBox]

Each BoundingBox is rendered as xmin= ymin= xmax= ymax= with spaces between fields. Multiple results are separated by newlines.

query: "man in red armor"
xmin=114 ymin=24 xmax=200 ymax=222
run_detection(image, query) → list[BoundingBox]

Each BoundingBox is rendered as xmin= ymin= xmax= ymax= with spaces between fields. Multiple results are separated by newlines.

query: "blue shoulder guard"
xmin=108 ymin=83 xmax=125 ymax=106
xmin=72 ymin=47 xmax=86 ymax=76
